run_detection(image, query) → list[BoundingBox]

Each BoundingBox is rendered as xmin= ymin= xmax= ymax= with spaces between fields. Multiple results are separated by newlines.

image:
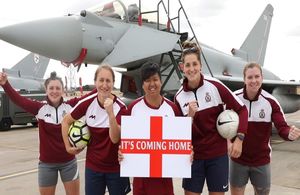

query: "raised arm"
xmin=270 ymin=98 xmax=300 ymax=141
xmin=0 ymin=72 xmax=7 ymax=86
xmin=104 ymin=98 xmax=121 ymax=144
xmin=0 ymin=72 xmax=41 ymax=115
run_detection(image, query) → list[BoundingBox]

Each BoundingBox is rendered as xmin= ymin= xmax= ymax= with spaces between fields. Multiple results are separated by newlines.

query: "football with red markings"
xmin=216 ymin=110 xmax=239 ymax=139
xmin=68 ymin=121 xmax=90 ymax=148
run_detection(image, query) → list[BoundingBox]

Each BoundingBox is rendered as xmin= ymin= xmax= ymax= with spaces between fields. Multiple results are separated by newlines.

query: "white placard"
xmin=120 ymin=116 xmax=192 ymax=178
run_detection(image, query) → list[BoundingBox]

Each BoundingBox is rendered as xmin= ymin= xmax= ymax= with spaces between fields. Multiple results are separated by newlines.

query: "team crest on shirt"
xmin=62 ymin=110 xmax=67 ymax=117
xmin=205 ymin=92 xmax=211 ymax=102
xmin=259 ymin=109 xmax=265 ymax=118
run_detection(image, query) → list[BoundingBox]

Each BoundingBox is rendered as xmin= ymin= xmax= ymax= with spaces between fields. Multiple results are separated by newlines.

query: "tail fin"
xmin=232 ymin=4 xmax=273 ymax=66
xmin=9 ymin=53 xmax=50 ymax=79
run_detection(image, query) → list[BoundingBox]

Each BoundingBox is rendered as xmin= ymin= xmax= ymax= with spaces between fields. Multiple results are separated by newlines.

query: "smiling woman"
xmin=175 ymin=41 xmax=248 ymax=195
xmin=61 ymin=64 xmax=131 ymax=195
xmin=0 ymin=70 xmax=97 ymax=195
xmin=44 ymin=72 xmax=65 ymax=107
xmin=121 ymin=62 xmax=183 ymax=195
xmin=230 ymin=62 xmax=300 ymax=195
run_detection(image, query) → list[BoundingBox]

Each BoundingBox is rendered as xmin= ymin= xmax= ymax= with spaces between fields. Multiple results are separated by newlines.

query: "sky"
xmin=1 ymin=0 xmax=300 ymax=88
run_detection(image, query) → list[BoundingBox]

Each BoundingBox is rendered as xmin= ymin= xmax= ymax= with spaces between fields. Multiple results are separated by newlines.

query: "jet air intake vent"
xmin=231 ymin=48 xmax=248 ymax=61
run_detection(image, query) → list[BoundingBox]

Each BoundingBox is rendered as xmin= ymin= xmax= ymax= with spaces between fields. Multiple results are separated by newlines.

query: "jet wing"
xmin=262 ymin=79 xmax=300 ymax=86
xmin=215 ymin=75 xmax=300 ymax=93
xmin=217 ymin=75 xmax=300 ymax=86
xmin=103 ymin=25 xmax=180 ymax=67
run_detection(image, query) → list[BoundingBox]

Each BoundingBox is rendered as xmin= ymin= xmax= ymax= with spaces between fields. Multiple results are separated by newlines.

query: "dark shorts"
xmin=182 ymin=154 xmax=229 ymax=193
xmin=230 ymin=160 xmax=271 ymax=188
xmin=38 ymin=158 xmax=79 ymax=187
xmin=85 ymin=167 xmax=131 ymax=195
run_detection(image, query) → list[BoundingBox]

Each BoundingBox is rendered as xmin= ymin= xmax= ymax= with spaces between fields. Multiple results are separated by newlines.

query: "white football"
xmin=68 ymin=121 xmax=91 ymax=148
xmin=216 ymin=110 xmax=239 ymax=139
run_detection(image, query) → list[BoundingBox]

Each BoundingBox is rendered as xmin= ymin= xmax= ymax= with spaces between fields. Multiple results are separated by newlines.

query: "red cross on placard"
xmin=150 ymin=115 xmax=163 ymax=177
xmin=121 ymin=116 xmax=191 ymax=178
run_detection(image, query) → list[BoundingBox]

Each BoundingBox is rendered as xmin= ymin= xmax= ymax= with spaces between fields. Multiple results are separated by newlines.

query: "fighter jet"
xmin=1 ymin=53 xmax=50 ymax=91
xmin=0 ymin=0 xmax=299 ymax=113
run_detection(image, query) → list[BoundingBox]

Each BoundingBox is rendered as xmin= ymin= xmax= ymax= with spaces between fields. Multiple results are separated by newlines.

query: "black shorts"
xmin=183 ymin=154 xmax=229 ymax=193
xmin=85 ymin=168 xmax=131 ymax=195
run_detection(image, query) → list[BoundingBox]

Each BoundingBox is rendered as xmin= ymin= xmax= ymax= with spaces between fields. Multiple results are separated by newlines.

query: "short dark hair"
xmin=140 ymin=62 xmax=161 ymax=82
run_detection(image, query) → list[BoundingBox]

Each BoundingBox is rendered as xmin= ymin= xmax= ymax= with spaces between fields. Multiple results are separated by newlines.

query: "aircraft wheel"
xmin=0 ymin=118 xmax=12 ymax=130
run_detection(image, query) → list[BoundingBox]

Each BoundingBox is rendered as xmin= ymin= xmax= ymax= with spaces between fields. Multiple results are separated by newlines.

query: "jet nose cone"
xmin=0 ymin=16 xmax=83 ymax=62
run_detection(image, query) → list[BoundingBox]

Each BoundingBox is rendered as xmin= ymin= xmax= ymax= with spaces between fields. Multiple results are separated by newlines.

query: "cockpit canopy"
xmin=89 ymin=0 xmax=139 ymax=22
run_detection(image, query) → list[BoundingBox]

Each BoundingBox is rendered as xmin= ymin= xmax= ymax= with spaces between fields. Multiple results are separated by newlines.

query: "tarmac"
xmin=0 ymin=111 xmax=300 ymax=195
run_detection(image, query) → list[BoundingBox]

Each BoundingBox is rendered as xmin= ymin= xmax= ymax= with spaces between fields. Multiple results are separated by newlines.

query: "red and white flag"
xmin=120 ymin=116 xmax=192 ymax=178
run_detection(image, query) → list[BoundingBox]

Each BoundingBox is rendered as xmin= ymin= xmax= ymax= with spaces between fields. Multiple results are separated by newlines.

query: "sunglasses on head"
xmin=182 ymin=47 xmax=198 ymax=54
